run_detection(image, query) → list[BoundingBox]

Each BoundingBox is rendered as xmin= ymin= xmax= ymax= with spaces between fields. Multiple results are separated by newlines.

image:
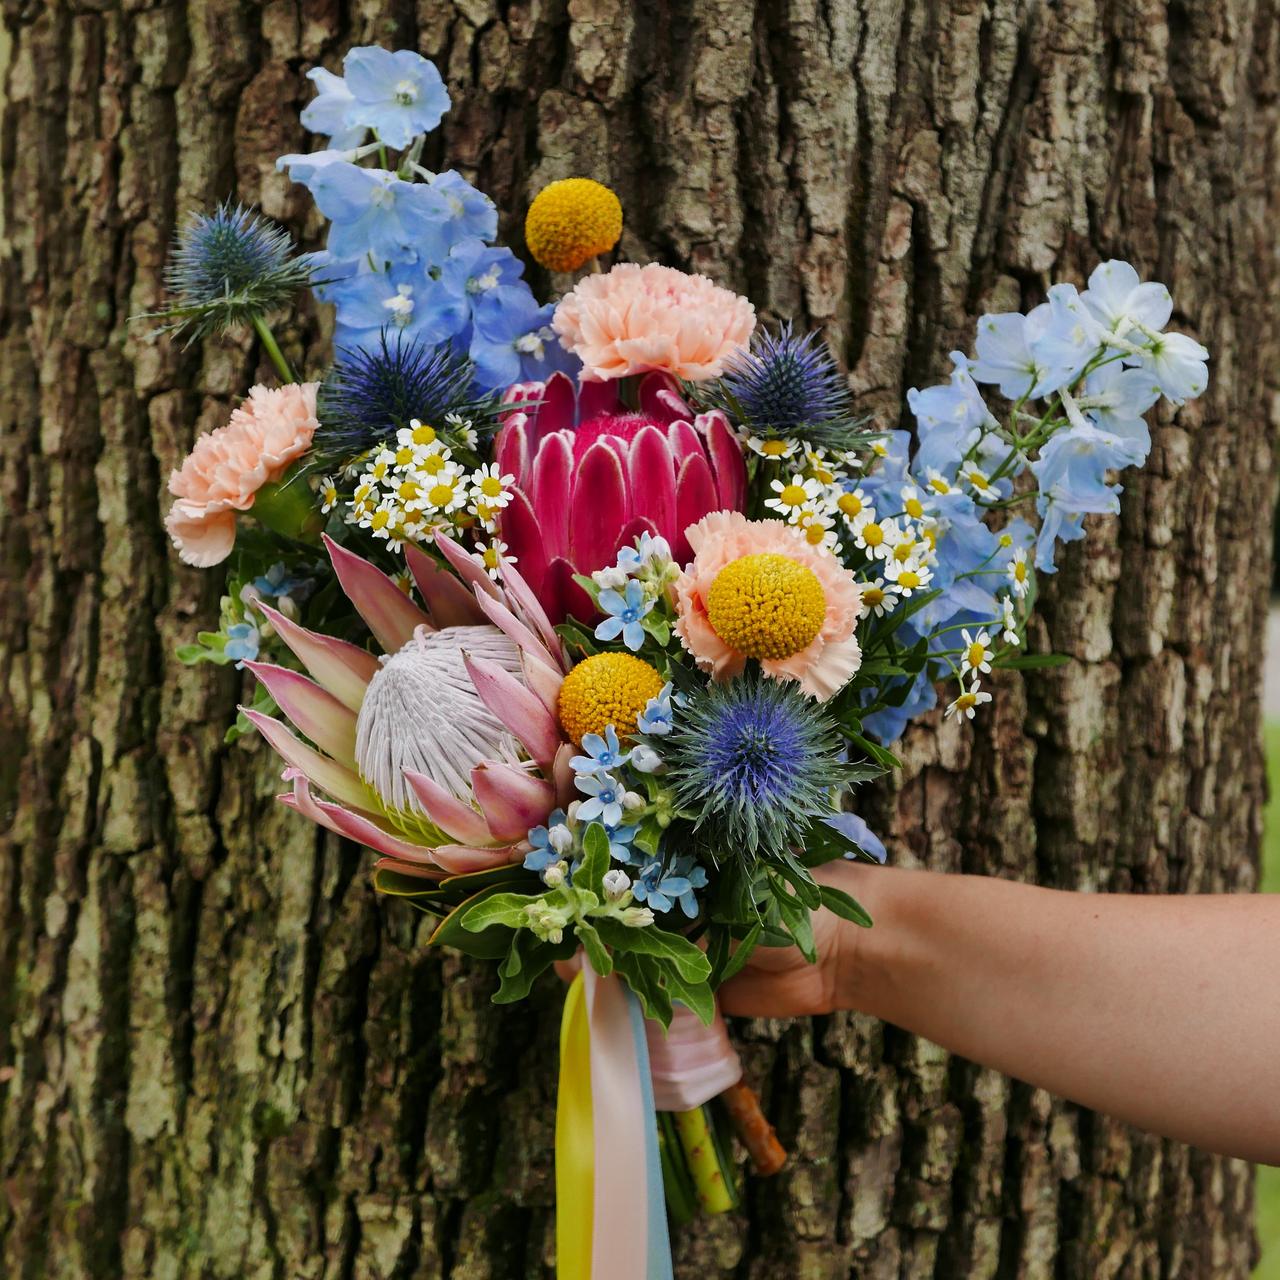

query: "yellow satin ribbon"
xmin=556 ymin=973 xmax=594 ymax=1279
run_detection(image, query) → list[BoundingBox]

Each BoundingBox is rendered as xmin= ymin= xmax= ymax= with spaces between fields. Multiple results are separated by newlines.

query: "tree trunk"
xmin=1 ymin=1 xmax=1274 ymax=1277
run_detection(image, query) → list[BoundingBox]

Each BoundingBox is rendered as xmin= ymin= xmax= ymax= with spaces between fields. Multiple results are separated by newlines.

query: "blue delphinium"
xmin=340 ymin=47 xmax=450 ymax=148
xmin=632 ymin=856 xmax=708 ymax=917
xmin=705 ymin=323 xmax=870 ymax=448
xmin=665 ymin=674 xmax=848 ymax=861
xmin=594 ymin=580 xmax=653 ymax=651
xmin=161 ymin=202 xmax=311 ymax=341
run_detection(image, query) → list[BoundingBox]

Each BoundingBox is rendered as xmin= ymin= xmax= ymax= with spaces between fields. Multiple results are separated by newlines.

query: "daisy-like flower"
xmin=366 ymin=450 xmax=395 ymax=484
xmin=960 ymin=462 xmax=996 ymax=496
xmin=796 ymin=511 xmax=841 ymax=556
xmin=859 ymin=576 xmax=895 ymax=618
xmin=960 ymin=628 xmax=993 ymax=675
xmin=474 ymin=538 xmax=516 ymax=581
xmin=1007 ymin=549 xmax=1031 ymax=598
xmin=924 ymin=468 xmax=956 ymax=497
xmin=832 ymin=486 xmax=870 ymax=524
xmin=319 ymin=476 xmax=339 ymax=514
xmin=445 ymin=412 xmax=479 ymax=450
xmin=851 ymin=511 xmax=891 ymax=558
xmin=421 ymin=470 xmax=467 ymax=514
xmin=358 ymin=501 xmax=397 ymax=540
xmin=397 ymin=419 xmax=439 ymax=450
xmin=765 ymin=473 xmax=824 ymax=519
xmin=804 ymin=446 xmax=837 ymax=485
xmin=900 ymin=484 xmax=927 ymax=520
xmin=884 ymin=556 xmax=934 ymax=597
xmin=469 ymin=462 xmax=514 ymax=509
xmin=417 ymin=446 xmax=454 ymax=477
xmin=887 ymin=523 xmax=934 ymax=567
xmin=745 ymin=435 xmax=801 ymax=461
xmin=1001 ymin=597 xmax=1020 ymax=645
xmin=946 ymin=679 xmax=993 ymax=721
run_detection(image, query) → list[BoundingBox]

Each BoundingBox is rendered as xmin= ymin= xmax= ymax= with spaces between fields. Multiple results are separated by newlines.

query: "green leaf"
xmin=995 ymin=651 xmax=1072 ymax=670
xmin=460 ymin=891 xmax=540 ymax=933
xmin=175 ymin=643 xmax=229 ymax=666
xmin=429 ymin=886 xmax=524 ymax=960
xmin=593 ymin=919 xmax=711 ymax=984
xmin=819 ymin=883 xmax=874 ymax=928
xmin=579 ymin=822 xmax=610 ymax=897
xmin=614 ymin=951 xmax=674 ymax=1028
xmin=839 ymin=728 xmax=901 ymax=772
xmin=663 ymin=965 xmax=715 ymax=1025
xmin=577 ymin=922 xmax=614 ymax=977
xmin=372 ymin=867 xmax=448 ymax=901
xmin=493 ymin=932 xmax=573 ymax=1004
xmin=772 ymin=851 xmax=822 ymax=909
xmin=770 ymin=871 xmax=817 ymax=962
xmin=715 ymin=922 xmax=763 ymax=986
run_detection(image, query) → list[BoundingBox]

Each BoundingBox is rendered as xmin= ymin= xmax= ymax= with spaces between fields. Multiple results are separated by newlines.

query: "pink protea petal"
xmin=473 ymin=585 xmax=562 ymax=674
xmin=552 ymin=742 xmax=577 ymax=809
xmin=627 ymin=425 xmax=678 ymax=546
xmin=521 ymin=650 xmax=565 ymax=719
xmin=674 ymin=452 xmax=719 ymax=565
xmin=434 ymin=530 xmax=501 ymax=600
xmin=638 ymin=372 xmax=690 ymax=422
xmin=403 ymin=541 xmax=488 ymax=628
xmin=372 ymin=856 xmax=442 ymax=881
xmin=577 ymin=378 xmax=621 ymax=422
xmin=471 ymin=761 xmax=556 ymax=842
xmin=324 ymin=534 xmax=431 ymax=654
xmin=543 ymin=557 xmax=596 ymax=627
xmin=401 ymin=769 xmax=495 ymax=846
xmin=496 ymin=415 xmax=532 ymax=484
xmin=430 ymin=844 xmax=525 ymax=875
xmin=667 ymin=419 xmax=705 ymax=467
xmin=254 ymin=602 xmax=378 ymax=711
xmin=244 ymin=662 xmax=358 ymax=764
xmin=497 ymin=559 xmax=565 ymax=667
xmin=281 ymin=769 xmax=442 ymax=865
xmin=703 ymin=412 xmax=748 ymax=511
xmin=529 ymin=431 xmax=574 ymax=559
xmin=463 ymin=652 xmax=560 ymax=771
xmin=244 ymin=708 xmax=374 ymax=813
xmin=535 ymin=371 xmax=578 ymax=436
xmin=569 ymin=441 xmax=628 ymax=573
xmin=500 ymin=488 xmax=550 ymax=597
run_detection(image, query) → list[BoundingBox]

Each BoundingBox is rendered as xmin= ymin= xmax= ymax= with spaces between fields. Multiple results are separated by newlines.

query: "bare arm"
xmin=719 ymin=864 xmax=1280 ymax=1165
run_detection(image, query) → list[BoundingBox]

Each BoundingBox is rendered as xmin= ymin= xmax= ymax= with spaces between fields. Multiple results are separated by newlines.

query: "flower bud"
xmin=593 ymin=566 xmax=628 ymax=590
xmin=548 ymin=823 xmax=574 ymax=854
xmin=543 ymin=861 xmax=568 ymax=888
xmin=622 ymin=790 xmax=645 ymax=812
xmin=631 ymin=745 xmax=663 ymax=774
xmin=602 ymin=869 xmax=631 ymax=901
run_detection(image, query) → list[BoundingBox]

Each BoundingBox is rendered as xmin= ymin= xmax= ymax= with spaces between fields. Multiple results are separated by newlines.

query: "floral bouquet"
xmin=154 ymin=44 xmax=1209 ymax=1280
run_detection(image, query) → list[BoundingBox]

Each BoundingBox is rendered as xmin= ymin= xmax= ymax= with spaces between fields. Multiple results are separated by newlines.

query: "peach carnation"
xmin=165 ymin=382 xmax=320 ymax=567
xmin=673 ymin=511 xmax=862 ymax=701
xmin=552 ymin=262 xmax=755 ymax=383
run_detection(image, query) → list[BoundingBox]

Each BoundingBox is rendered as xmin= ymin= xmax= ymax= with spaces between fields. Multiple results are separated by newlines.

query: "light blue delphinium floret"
xmin=300 ymin=67 xmax=367 ymax=149
xmin=322 ymin=259 xmax=469 ymax=353
xmin=469 ymin=288 xmax=572 ymax=390
xmin=570 ymin=726 xmax=631 ymax=776
xmin=306 ymin=164 xmax=446 ymax=263
xmin=1027 ymin=284 xmax=1100 ymax=394
xmin=341 ymin=47 xmax=450 ymax=149
xmin=594 ymin=580 xmax=653 ymax=652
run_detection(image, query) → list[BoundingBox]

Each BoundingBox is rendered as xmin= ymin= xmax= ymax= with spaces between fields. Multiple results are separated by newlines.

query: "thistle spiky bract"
xmin=156 ymin=201 xmax=312 ymax=342
xmin=699 ymin=322 xmax=877 ymax=450
xmin=312 ymin=335 xmax=502 ymax=470
xmin=663 ymin=672 xmax=849 ymax=862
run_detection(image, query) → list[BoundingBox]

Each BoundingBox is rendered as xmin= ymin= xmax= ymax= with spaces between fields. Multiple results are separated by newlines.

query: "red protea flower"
xmin=495 ymin=371 xmax=747 ymax=623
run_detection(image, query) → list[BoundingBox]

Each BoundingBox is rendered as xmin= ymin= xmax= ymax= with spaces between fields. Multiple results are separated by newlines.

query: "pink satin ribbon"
xmin=582 ymin=967 xmax=651 ymax=1279
xmin=645 ymin=1002 xmax=743 ymax=1113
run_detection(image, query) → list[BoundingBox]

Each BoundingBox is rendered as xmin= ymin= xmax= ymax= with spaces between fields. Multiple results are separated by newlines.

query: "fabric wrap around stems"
xmin=645 ymin=1002 xmax=743 ymax=1111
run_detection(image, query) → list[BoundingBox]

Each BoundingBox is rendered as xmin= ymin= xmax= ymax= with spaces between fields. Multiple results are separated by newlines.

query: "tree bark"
xmin=1 ymin=1 xmax=1275 ymax=1277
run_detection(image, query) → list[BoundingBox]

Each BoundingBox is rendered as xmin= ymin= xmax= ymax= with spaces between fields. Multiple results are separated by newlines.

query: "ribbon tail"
xmin=556 ymin=973 xmax=594 ymax=1279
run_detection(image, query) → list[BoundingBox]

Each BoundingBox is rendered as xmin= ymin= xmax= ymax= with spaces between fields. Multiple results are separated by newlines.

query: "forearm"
xmin=834 ymin=864 xmax=1280 ymax=1164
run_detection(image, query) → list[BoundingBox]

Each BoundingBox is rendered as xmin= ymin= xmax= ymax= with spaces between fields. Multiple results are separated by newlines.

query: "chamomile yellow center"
xmin=837 ymin=492 xmax=863 ymax=518
xmin=705 ymin=553 xmax=826 ymax=660
xmin=863 ymin=585 xmax=886 ymax=607
xmin=760 ymin=439 xmax=792 ymax=457
xmin=860 ymin=521 xmax=885 ymax=547
xmin=896 ymin=568 xmax=923 ymax=589
xmin=428 ymin=481 xmax=457 ymax=506
xmin=1013 ymin=560 xmax=1028 ymax=583
xmin=776 ymin=483 xmax=808 ymax=508
xmin=411 ymin=422 xmax=437 ymax=446
xmin=955 ymin=692 xmax=977 ymax=712
xmin=557 ymin=652 xmax=665 ymax=745
xmin=422 ymin=453 xmax=448 ymax=476
xmin=478 ymin=475 xmax=504 ymax=497
xmin=967 ymin=642 xmax=986 ymax=667
xmin=904 ymin=495 xmax=925 ymax=519
xmin=525 ymin=178 xmax=624 ymax=273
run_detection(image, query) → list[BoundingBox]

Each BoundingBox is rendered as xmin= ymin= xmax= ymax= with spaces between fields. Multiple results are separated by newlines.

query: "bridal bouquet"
xmin=155 ymin=44 xmax=1209 ymax=1278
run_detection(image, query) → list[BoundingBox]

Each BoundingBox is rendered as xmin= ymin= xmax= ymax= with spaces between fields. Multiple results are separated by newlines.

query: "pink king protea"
xmin=495 ymin=370 xmax=747 ymax=624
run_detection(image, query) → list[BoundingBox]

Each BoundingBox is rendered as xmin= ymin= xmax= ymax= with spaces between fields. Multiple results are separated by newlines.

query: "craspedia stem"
xmin=252 ymin=315 xmax=295 ymax=384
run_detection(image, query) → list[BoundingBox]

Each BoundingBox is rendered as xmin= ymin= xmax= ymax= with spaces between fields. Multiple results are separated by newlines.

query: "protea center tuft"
xmin=495 ymin=370 xmax=746 ymax=623
xmin=243 ymin=533 xmax=575 ymax=879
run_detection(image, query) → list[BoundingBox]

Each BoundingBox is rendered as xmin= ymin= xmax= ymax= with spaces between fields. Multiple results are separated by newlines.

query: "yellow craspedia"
xmin=525 ymin=178 xmax=623 ymax=273
xmin=557 ymin=652 xmax=664 ymax=745
xmin=705 ymin=553 xmax=826 ymax=661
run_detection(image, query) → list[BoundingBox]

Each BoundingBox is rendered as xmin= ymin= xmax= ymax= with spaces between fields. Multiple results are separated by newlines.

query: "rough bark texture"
xmin=1 ymin=1 xmax=1276 ymax=1277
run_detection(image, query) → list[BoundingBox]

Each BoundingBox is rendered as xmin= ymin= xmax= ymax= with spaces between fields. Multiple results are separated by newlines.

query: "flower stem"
xmin=252 ymin=315 xmax=295 ymax=384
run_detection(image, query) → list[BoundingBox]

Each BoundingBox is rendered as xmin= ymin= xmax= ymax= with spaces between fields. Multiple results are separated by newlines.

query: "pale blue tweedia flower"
xmin=594 ymin=580 xmax=653 ymax=651
xmin=574 ymin=773 xmax=625 ymax=827
xmin=570 ymin=726 xmax=631 ymax=775
xmin=636 ymin=683 xmax=674 ymax=736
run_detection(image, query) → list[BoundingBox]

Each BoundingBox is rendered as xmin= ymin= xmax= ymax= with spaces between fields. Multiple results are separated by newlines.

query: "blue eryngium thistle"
xmin=665 ymin=674 xmax=849 ymax=861
xmin=701 ymin=323 xmax=876 ymax=449
xmin=159 ymin=202 xmax=312 ymax=342
xmin=312 ymin=335 xmax=500 ymax=469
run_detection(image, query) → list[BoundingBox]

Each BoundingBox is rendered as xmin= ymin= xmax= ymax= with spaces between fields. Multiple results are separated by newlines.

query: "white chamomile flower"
xmin=870 ymin=439 xmax=890 ymax=458
xmin=417 ymin=445 xmax=455 ymax=477
xmin=445 ymin=412 xmax=479 ymax=450
xmin=888 ymin=523 xmax=934 ymax=567
xmin=852 ymin=511 xmax=891 ymax=558
xmin=468 ymin=497 xmax=502 ymax=532
xmin=469 ymin=462 xmax=514 ymax=509
xmin=832 ymin=486 xmax=870 ymax=524
xmin=900 ymin=484 xmax=927 ymax=520
xmin=398 ymin=418 xmax=439 ymax=450
xmin=804 ymin=447 xmax=837 ymax=484
xmin=1001 ymin=597 xmax=1020 ymax=645
xmin=961 ymin=462 xmax=996 ymax=496
xmin=746 ymin=435 xmax=801 ymax=461
xmin=421 ymin=471 xmax=467 ymax=513
xmin=474 ymin=538 xmax=516 ymax=581
xmin=1007 ymin=549 xmax=1031 ymax=598
xmin=318 ymin=476 xmax=339 ymax=513
xmin=358 ymin=501 xmax=398 ymax=539
xmin=348 ymin=480 xmax=377 ymax=521
xmin=960 ymin=628 xmax=993 ymax=675
xmin=797 ymin=512 xmax=841 ymax=555
xmin=924 ymin=468 xmax=955 ymax=497
xmin=946 ymin=679 xmax=993 ymax=721
xmin=765 ymin=473 xmax=824 ymax=517
xmin=391 ymin=569 xmax=414 ymax=595
xmin=837 ymin=448 xmax=865 ymax=470
xmin=860 ymin=576 xmax=895 ymax=618
xmin=366 ymin=449 xmax=396 ymax=484
xmin=884 ymin=556 xmax=934 ymax=597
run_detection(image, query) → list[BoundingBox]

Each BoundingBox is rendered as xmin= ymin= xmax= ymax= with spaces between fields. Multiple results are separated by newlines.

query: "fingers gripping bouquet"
xmin=155 ymin=45 xmax=1210 ymax=1279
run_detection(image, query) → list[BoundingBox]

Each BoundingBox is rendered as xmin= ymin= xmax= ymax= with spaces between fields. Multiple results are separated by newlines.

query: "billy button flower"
xmin=525 ymin=177 xmax=623 ymax=273
xmin=557 ymin=652 xmax=666 ymax=745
